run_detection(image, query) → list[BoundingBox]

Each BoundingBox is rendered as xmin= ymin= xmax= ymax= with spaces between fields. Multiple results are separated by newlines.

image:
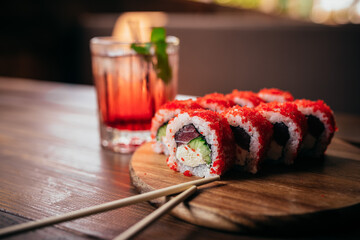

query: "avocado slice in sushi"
xmin=156 ymin=123 xmax=168 ymax=141
xmin=188 ymin=136 xmax=212 ymax=165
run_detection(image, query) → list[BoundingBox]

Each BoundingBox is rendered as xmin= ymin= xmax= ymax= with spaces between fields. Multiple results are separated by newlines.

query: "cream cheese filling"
xmin=176 ymin=144 xmax=206 ymax=167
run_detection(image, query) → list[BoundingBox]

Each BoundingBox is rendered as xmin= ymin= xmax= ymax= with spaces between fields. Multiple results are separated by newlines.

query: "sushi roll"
xmin=256 ymin=102 xmax=307 ymax=165
xmin=165 ymin=109 xmax=235 ymax=177
xmin=294 ymin=99 xmax=337 ymax=158
xmin=222 ymin=106 xmax=273 ymax=173
xmin=258 ymin=88 xmax=294 ymax=103
xmin=196 ymin=93 xmax=235 ymax=113
xmin=226 ymin=90 xmax=265 ymax=108
xmin=150 ymin=100 xmax=203 ymax=155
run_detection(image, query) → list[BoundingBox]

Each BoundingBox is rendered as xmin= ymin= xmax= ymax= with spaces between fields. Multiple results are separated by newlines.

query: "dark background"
xmin=1 ymin=0 xmax=359 ymax=114
xmin=0 ymin=0 xmax=214 ymax=84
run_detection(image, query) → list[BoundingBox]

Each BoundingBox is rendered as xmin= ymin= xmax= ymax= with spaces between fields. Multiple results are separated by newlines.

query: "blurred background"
xmin=1 ymin=0 xmax=359 ymax=114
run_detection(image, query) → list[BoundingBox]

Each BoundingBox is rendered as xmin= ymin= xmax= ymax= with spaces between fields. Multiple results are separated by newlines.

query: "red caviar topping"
xmin=256 ymin=102 xmax=306 ymax=136
xmin=181 ymin=157 xmax=185 ymax=161
xmin=226 ymin=90 xmax=265 ymax=107
xmin=258 ymin=88 xmax=294 ymax=102
xmin=159 ymin=99 xmax=203 ymax=111
xmin=169 ymin=161 xmax=178 ymax=171
xmin=196 ymin=93 xmax=235 ymax=112
xmin=212 ymin=160 xmax=225 ymax=174
xmin=294 ymin=99 xmax=337 ymax=133
xmin=184 ymin=146 xmax=188 ymax=150
xmin=183 ymin=170 xmax=192 ymax=177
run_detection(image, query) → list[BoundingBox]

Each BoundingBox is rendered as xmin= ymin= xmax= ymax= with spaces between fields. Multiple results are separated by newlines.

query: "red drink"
xmin=91 ymin=37 xmax=179 ymax=153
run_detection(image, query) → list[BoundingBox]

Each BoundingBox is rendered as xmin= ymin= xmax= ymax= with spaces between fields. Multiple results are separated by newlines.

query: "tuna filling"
xmin=174 ymin=124 xmax=200 ymax=147
xmin=307 ymin=115 xmax=324 ymax=138
xmin=231 ymin=126 xmax=250 ymax=151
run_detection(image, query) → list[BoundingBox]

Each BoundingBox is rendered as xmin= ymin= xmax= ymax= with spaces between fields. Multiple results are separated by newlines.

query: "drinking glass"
xmin=90 ymin=36 xmax=179 ymax=153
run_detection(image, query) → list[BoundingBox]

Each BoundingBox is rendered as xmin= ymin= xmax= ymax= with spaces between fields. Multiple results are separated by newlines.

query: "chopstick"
xmin=0 ymin=175 xmax=219 ymax=237
xmin=114 ymin=185 xmax=197 ymax=240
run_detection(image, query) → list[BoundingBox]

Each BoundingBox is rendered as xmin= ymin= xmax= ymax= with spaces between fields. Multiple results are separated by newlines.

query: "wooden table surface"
xmin=0 ymin=77 xmax=359 ymax=240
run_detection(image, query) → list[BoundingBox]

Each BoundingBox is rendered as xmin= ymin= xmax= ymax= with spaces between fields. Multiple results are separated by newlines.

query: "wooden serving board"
xmin=129 ymin=138 xmax=360 ymax=233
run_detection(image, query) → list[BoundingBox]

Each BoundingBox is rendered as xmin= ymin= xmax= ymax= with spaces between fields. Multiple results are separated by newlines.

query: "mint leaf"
xmin=130 ymin=43 xmax=151 ymax=55
xmin=151 ymin=28 xmax=172 ymax=84
xmin=130 ymin=27 xmax=172 ymax=84
xmin=154 ymin=41 xmax=172 ymax=84
xmin=151 ymin=27 xmax=166 ymax=42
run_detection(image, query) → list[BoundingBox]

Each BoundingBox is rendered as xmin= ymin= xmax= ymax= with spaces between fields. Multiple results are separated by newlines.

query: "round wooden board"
xmin=129 ymin=139 xmax=360 ymax=233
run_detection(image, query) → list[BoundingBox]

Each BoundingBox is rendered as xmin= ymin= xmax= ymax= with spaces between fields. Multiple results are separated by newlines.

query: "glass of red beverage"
xmin=90 ymin=36 xmax=179 ymax=153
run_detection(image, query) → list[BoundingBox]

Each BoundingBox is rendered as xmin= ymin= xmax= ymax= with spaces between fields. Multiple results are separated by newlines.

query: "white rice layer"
xmin=150 ymin=108 xmax=181 ymax=155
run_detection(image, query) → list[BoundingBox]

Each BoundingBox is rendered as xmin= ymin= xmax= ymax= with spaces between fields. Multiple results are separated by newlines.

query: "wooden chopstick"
xmin=114 ymin=185 xmax=197 ymax=240
xmin=0 ymin=175 xmax=219 ymax=237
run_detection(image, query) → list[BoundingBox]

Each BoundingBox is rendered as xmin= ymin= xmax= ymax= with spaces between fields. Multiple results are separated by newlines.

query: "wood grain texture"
xmin=130 ymin=141 xmax=360 ymax=233
xmin=0 ymin=211 xmax=89 ymax=240
xmin=0 ymin=77 xmax=359 ymax=239
xmin=335 ymin=113 xmax=360 ymax=144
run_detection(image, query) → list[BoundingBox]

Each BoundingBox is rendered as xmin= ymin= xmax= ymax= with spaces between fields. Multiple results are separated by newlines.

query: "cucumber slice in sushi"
xmin=188 ymin=136 xmax=212 ymax=165
xmin=156 ymin=123 xmax=168 ymax=141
